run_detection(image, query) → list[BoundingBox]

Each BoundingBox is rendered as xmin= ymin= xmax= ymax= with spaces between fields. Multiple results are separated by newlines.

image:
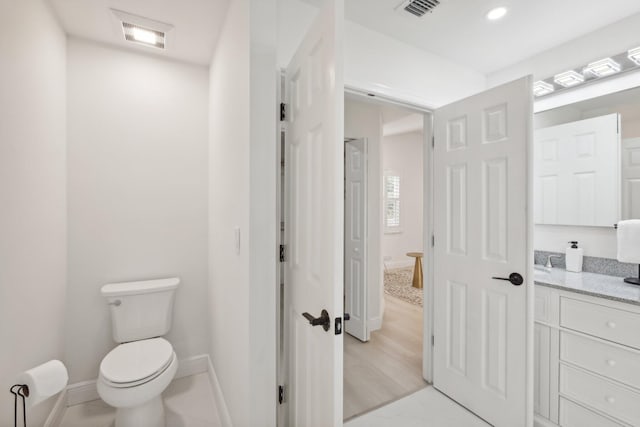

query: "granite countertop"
xmin=534 ymin=266 xmax=640 ymax=306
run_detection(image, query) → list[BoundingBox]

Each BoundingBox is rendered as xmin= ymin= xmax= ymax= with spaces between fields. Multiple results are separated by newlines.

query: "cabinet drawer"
xmin=561 ymin=332 xmax=640 ymax=389
xmin=560 ymin=364 xmax=640 ymax=426
xmin=560 ymin=298 xmax=640 ymax=349
xmin=559 ymin=398 xmax=624 ymax=427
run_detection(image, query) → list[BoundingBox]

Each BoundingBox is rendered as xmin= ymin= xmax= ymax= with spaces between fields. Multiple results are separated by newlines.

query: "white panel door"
xmin=433 ymin=77 xmax=533 ymax=427
xmin=622 ymin=137 xmax=640 ymax=220
xmin=534 ymin=114 xmax=620 ymax=226
xmin=344 ymin=139 xmax=368 ymax=341
xmin=284 ymin=0 xmax=344 ymax=426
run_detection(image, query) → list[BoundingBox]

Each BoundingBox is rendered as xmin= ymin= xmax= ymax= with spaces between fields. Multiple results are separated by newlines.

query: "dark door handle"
xmin=492 ymin=272 xmax=524 ymax=286
xmin=302 ymin=309 xmax=331 ymax=331
xmin=344 ymin=313 xmax=351 ymax=321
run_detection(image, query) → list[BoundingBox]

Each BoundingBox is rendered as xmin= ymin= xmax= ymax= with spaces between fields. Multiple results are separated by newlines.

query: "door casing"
xmin=277 ymin=82 xmax=533 ymax=425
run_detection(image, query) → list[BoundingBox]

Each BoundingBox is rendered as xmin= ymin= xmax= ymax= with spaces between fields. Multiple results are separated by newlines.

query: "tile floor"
xmin=59 ymin=373 xmax=221 ymax=427
xmin=344 ymin=387 xmax=490 ymax=427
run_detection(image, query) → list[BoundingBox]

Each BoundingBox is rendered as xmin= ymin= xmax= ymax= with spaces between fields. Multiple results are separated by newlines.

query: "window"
xmin=384 ymin=174 xmax=401 ymax=232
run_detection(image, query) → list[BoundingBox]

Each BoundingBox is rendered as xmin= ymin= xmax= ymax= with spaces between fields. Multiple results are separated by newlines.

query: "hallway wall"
xmin=382 ymin=131 xmax=424 ymax=268
xmin=208 ymin=0 xmax=278 ymax=425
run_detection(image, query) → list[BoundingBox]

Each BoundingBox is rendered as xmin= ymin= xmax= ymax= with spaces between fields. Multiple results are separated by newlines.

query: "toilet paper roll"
xmin=17 ymin=360 xmax=68 ymax=407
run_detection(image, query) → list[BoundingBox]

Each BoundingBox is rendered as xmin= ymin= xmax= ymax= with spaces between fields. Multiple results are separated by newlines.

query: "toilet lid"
xmin=100 ymin=338 xmax=173 ymax=385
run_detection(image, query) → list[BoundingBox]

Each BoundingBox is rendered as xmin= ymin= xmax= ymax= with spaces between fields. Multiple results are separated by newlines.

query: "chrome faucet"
xmin=545 ymin=255 xmax=562 ymax=268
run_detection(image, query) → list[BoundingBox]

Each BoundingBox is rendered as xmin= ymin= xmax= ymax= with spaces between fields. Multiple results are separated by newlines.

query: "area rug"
xmin=384 ymin=267 xmax=423 ymax=307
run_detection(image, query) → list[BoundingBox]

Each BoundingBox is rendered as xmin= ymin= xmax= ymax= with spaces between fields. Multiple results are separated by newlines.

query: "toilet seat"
xmin=100 ymin=337 xmax=173 ymax=388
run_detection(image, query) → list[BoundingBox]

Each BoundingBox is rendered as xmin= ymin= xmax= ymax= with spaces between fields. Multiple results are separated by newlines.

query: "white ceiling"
xmin=338 ymin=0 xmax=640 ymax=74
xmin=47 ymin=0 xmax=640 ymax=73
xmin=48 ymin=0 xmax=230 ymax=65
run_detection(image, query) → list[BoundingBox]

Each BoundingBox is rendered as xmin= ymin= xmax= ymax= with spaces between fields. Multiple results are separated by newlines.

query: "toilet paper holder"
xmin=9 ymin=384 xmax=29 ymax=427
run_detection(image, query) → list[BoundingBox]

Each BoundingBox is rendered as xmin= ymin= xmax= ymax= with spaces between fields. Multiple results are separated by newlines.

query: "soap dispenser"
xmin=566 ymin=241 xmax=584 ymax=273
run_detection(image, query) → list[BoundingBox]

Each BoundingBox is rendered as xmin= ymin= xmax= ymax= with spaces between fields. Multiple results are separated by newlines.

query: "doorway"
xmin=343 ymin=94 xmax=431 ymax=420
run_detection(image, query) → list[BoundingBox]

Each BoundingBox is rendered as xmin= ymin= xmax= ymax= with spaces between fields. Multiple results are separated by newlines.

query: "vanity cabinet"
xmin=534 ymin=285 xmax=640 ymax=427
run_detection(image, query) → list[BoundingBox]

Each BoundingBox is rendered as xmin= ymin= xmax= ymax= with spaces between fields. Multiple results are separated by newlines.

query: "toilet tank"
xmin=101 ymin=277 xmax=180 ymax=343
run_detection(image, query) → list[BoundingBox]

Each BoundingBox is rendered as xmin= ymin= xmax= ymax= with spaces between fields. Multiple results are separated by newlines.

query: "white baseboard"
xmin=47 ymin=354 xmax=229 ymax=426
xmin=368 ymin=316 xmax=382 ymax=331
xmin=534 ymin=415 xmax=558 ymax=427
xmin=66 ymin=379 xmax=99 ymax=406
xmin=175 ymin=354 xmax=209 ymax=380
xmin=206 ymin=355 xmax=232 ymax=427
xmin=385 ymin=260 xmax=414 ymax=269
xmin=64 ymin=354 xmax=211 ymax=408
xmin=43 ymin=389 xmax=67 ymax=427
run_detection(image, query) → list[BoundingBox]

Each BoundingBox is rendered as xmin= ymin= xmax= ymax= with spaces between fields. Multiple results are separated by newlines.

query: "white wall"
xmin=344 ymin=21 xmax=486 ymax=108
xmin=248 ymin=0 xmax=278 ymax=424
xmin=0 ymin=1 xmax=67 ymax=425
xmin=345 ymin=97 xmax=383 ymax=330
xmin=488 ymin=12 xmax=640 ymax=87
xmin=278 ymin=0 xmax=487 ymax=108
xmin=535 ymin=225 xmax=617 ymax=259
xmin=208 ymin=0 xmax=278 ymax=425
xmin=66 ymin=38 xmax=210 ymax=382
xmin=382 ymin=131 xmax=424 ymax=267
xmin=490 ymin=13 xmax=640 ymax=260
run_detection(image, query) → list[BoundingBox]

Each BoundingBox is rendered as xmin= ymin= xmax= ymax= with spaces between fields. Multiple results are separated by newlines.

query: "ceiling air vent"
xmin=402 ymin=0 xmax=441 ymax=17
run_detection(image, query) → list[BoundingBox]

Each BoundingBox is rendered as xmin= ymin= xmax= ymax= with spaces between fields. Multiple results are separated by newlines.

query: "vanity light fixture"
xmin=584 ymin=57 xmax=621 ymax=77
xmin=553 ymin=70 xmax=584 ymax=88
xmin=533 ymin=80 xmax=555 ymax=97
xmin=486 ymin=6 xmax=508 ymax=21
xmin=628 ymin=47 xmax=640 ymax=66
xmin=534 ymin=48 xmax=640 ymax=98
xmin=122 ymin=23 xmax=165 ymax=49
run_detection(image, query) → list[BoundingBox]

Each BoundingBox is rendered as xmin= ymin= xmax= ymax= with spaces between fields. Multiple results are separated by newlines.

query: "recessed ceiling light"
xmin=584 ymin=58 xmax=621 ymax=77
xmin=533 ymin=81 xmax=555 ymax=97
xmin=628 ymin=47 xmax=640 ymax=66
xmin=553 ymin=70 xmax=584 ymax=88
xmin=122 ymin=23 xmax=165 ymax=49
xmin=486 ymin=6 xmax=508 ymax=21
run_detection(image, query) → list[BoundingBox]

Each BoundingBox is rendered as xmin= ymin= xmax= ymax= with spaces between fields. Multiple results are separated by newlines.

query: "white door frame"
xmin=344 ymin=86 xmax=436 ymax=384
xmin=275 ymin=77 xmax=537 ymax=422
xmin=345 ymin=84 xmax=534 ymax=427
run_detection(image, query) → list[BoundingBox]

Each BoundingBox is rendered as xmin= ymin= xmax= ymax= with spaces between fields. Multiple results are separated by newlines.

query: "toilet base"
xmin=115 ymin=395 xmax=165 ymax=427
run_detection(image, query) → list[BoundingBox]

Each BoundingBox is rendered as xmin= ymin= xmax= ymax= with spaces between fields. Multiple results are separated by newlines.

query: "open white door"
xmin=283 ymin=0 xmax=344 ymax=426
xmin=344 ymin=138 xmax=368 ymax=342
xmin=433 ymin=76 xmax=533 ymax=427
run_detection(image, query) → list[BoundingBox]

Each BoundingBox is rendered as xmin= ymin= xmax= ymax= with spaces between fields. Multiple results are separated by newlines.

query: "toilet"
xmin=97 ymin=277 xmax=180 ymax=427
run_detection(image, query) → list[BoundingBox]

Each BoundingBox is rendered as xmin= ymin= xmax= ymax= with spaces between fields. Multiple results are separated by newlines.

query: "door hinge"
xmin=279 ymin=244 xmax=286 ymax=262
xmin=280 ymin=103 xmax=287 ymax=121
xmin=432 ymin=335 xmax=435 ymax=346
xmin=431 ymin=234 xmax=435 ymax=248
xmin=278 ymin=385 xmax=285 ymax=404
xmin=432 ymin=135 xmax=435 ymax=148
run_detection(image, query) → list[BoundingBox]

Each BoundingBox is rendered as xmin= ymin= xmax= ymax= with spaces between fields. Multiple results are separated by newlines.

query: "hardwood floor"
xmin=343 ymin=294 xmax=427 ymax=420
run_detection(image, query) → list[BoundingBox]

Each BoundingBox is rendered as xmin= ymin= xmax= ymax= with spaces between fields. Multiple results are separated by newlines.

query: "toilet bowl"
xmin=97 ymin=278 xmax=180 ymax=427
xmin=97 ymin=337 xmax=178 ymax=427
